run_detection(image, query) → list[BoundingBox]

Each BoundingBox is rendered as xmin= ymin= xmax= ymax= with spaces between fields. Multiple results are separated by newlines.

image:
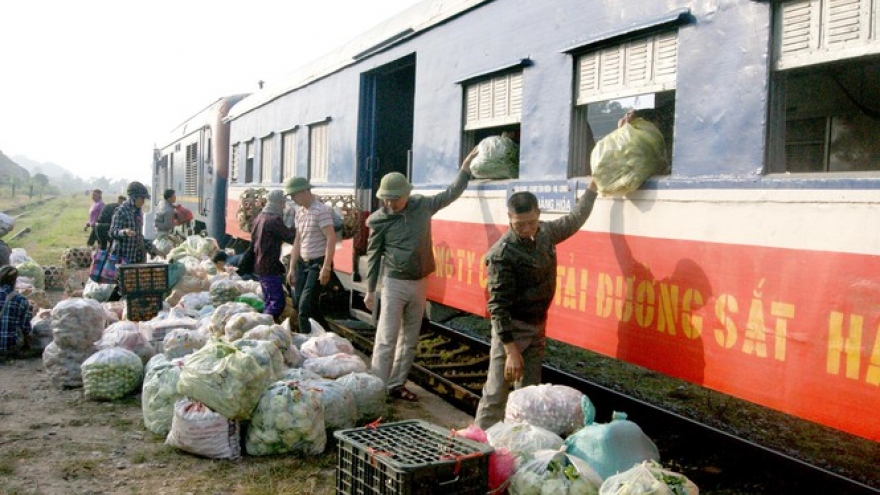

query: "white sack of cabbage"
xmin=599 ymin=460 xmax=699 ymax=495
xmin=279 ymin=367 xmax=322 ymax=382
xmin=590 ymin=117 xmax=668 ymax=196
xmin=336 ymin=372 xmax=387 ymax=422
xmin=210 ymin=279 xmax=242 ymax=307
xmin=51 ymin=298 xmax=107 ymax=351
xmin=178 ymin=291 xmax=213 ymax=311
xmin=162 ymin=328 xmax=208 ymax=359
xmin=232 ymin=338 xmax=285 ymax=384
xmin=300 ymin=332 xmax=354 ymax=358
xmin=245 ymin=380 xmax=326 ymax=456
xmin=505 ymin=384 xmax=591 ymax=437
xmin=209 ymin=301 xmax=255 ymax=337
xmin=82 ymin=279 xmax=116 ymax=303
xmin=30 ymin=309 xmax=54 ymax=353
xmin=470 ymin=135 xmax=519 ymax=179
xmin=302 ymin=378 xmax=357 ymax=431
xmin=142 ymin=356 xmax=186 ymax=436
xmin=564 ymin=411 xmax=660 ymax=481
xmin=224 ymin=312 xmax=274 ymax=342
xmin=508 ymin=448 xmax=602 ymax=495
xmin=241 ymin=323 xmax=293 ymax=352
xmin=81 ymin=347 xmax=144 ymax=401
xmin=486 ymin=420 xmax=564 ymax=457
xmin=166 ymin=398 xmax=241 ymax=460
xmin=303 ymin=352 xmax=367 ymax=379
xmin=177 ymin=338 xmax=268 ymax=420
xmin=95 ymin=320 xmax=155 ymax=364
xmin=42 ymin=341 xmax=90 ymax=389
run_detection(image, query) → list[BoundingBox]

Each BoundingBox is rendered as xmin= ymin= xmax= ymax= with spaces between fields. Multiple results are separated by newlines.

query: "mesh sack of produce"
xmin=42 ymin=265 xmax=65 ymax=289
xmin=178 ymin=291 xmax=213 ymax=311
xmin=302 ymin=352 xmax=367 ymax=379
xmin=279 ymin=367 xmax=322 ymax=382
xmin=10 ymin=248 xmax=32 ymax=265
xmin=224 ymin=312 xmax=274 ymax=342
xmin=61 ymin=247 xmax=92 ymax=269
xmin=65 ymin=268 xmax=91 ymax=297
xmin=166 ymin=398 xmax=241 ymax=460
xmin=244 ymin=380 xmax=326 ymax=456
xmin=505 ymin=383 xmax=592 ymax=437
xmin=51 ymin=297 xmax=107 ymax=351
xmin=177 ymin=338 xmax=268 ymax=420
xmin=0 ymin=212 xmax=14 ymax=238
xmin=82 ymin=278 xmax=116 ymax=303
xmin=232 ymin=338 xmax=285 ymax=384
xmin=42 ymin=341 xmax=90 ymax=389
xmin=210 ymin=279 xmax=242 ymax=307
xmin=564 ymin=411 xmax=660 ymax=481
xmin=590 ymin=117 xmax=668 ymax=196
xmin=486 ymin=420 xmax=565 ymax=455
xmin=153 ymin=236 xmax=176 ymax=257
xmin=16 ymin=260 xmax=45 ymax=290
xmin=336 ymin=372 xmax=387 ymax=422
xmin=209 ymin=301 xmax=256 ymax=336
xmin=142 ymin=357 xmax=186 ymax=436
xmin=302 ymin=378 xmax=357 ymax=431
xmin=299 ymin=332 xmax=354 ymax=358
xmin=163 ymin=328 xmax=208 ymax=359
xmin=20 ymin=287 xmax=51 ymax=313
xmin=508 ymin=449 xmax=603 ymax=495
xmin=599 ymin=460 xmax=699 ymax=495
xmin=470 ymin=135 xmax=519 ymax=179
xmin=282 ymin=345 xmax=303 ymax=367
xmin=242 ymin=324 xmax=292 ymax=351
xmin=30 ymin=309 xmax=54 ymax=353
xmin=95 ymin=320 xmax=155 ymax=364
xmin=81 ymin=347 xmax=144 ymax=401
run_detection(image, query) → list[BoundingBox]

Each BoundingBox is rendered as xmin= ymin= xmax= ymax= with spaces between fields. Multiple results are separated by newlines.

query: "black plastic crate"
xmin=334 ymin=419 xmax=493 ymax=495
xmin=117 ymin=263 xmax=169 ymax=295
xmin=124 ymin=292 xmax=164 ymax=322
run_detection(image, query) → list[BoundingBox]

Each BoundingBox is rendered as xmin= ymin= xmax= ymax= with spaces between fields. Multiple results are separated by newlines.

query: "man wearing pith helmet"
xmin=285 ymin=177 xmax=336 ymax=333
xmin=364 ymin=147 xmax=479 ymax=402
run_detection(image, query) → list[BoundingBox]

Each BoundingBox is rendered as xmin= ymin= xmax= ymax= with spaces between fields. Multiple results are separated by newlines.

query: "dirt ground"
xmin=0 ymin=350 xmax=474 ymax=495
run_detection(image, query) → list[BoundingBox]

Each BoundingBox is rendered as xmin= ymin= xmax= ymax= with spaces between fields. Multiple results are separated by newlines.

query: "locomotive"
xmin=153 ymin=0 xmax=880 ymax=442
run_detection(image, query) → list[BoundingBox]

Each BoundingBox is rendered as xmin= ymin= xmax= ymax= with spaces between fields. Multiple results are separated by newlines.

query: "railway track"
xmin=326 ymin=316 xmax=880 ymax=495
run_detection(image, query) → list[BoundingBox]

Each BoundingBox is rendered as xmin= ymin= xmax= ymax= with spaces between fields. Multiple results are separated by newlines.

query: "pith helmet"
xmin=376 ymin=172 xmax=412 ymax=199
xmin=285 ymin=177 xmax=312 ymax=195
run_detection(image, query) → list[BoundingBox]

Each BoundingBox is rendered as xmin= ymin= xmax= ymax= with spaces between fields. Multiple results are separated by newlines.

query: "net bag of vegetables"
xmin=470 ymin=135 xmax=519 ymax=179
xmin=245 ymin=380 xmax=327 ymax=456
xmin=590 ymin=117 xmax=668 ymax=196
xmin=505 ymin=383 xmax=593 ymax=437
xmin=81 ymin=347 xmax=144 ymax=401
xmin=508 ymin=449 xmax=603 ymax=495
xmin=142 ymin=357 xmax=186 ymax=436
xmin=599 ymin=460 xmax=699 ymax=495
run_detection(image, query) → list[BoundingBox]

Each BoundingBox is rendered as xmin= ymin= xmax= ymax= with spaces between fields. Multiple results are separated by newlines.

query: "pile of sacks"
xmin=455 ymin=384 xmax=699 ymax=494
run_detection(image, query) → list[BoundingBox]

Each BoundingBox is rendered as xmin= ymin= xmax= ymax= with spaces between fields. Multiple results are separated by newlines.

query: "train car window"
xmin=260 ymin=135 xmax=274 ymax=184
xmin=245 ymin=141 xmax=255 ymax=183
xmin=184 ymin=143 xmax=198 ymax=196
xmin=309 ymin=121 xmax=330 ymax=183
xmin=769 ymin=0 xmax=880 ymax=173
xmin=569 ymin=31 xmax=678 ymax=177
xmin=230 ymin=143 xmax=239 ymax=183
xmin=461 ymin=70 xmax=522 ymax=175
xmin=281 ymin=129 xmax=297 ymax=183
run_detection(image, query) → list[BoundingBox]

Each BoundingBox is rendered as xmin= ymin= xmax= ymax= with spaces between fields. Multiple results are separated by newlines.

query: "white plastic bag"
xmin=599 ymin=460 xmax=699 ymax=495
xmin=166 ymin=398 xmax=241 ymax=460
xmin=505 ymin=384 xmax=591 ymax=437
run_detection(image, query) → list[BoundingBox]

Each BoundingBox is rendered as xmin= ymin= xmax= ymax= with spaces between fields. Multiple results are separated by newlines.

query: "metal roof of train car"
xmin=226 ymin=0 xmax=490 ymax=121
xmin=157 ymin=94 xmax=249 ymax=149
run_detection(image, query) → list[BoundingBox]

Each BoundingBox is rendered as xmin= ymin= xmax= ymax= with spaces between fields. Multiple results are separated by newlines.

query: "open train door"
xmin=351 ymin=55 xmax=416 ymax=317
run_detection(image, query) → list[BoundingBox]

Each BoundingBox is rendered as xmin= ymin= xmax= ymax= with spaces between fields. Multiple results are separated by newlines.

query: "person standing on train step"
xmin=251 ymin=190 xmax=296 ymax=324
xmin=154 ymin=189 xmax=183 ymax=253
xmin=110 ymin=182 xmax=157 ymax=265
xmin=365 ymin=147 xmax=479 ymax=402
xmin=85 ymin=189 xmax=104 ymax=247
xmin=474 ymin=178 xmax=599 ymax=430
xmin=285 ymin=177 xmax=336 ymax=334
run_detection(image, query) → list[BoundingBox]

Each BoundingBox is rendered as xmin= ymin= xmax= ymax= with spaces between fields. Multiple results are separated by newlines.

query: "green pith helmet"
xmin=376 ymin=172 xmax=412 ymax=199
xmin=285 ymin=177 xmax=312 ymax=195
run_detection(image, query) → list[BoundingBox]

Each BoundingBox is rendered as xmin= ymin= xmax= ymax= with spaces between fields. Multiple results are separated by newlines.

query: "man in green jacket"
xmin=365 ymin=147 xmax=478 ymax=401
xmin=474 ymin=178 xmax=599 ymax=429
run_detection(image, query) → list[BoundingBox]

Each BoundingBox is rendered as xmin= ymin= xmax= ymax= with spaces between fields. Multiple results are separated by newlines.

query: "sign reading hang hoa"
xmin=509 ymin=180 xmax=584 ymax=213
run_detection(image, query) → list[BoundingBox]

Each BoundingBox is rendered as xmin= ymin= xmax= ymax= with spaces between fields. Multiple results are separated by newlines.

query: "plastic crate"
xmin=117 ymin=263 xmax=169 ymax=295
xmin=124 ymin=292 xmax=164 ymax=322
xmin=334 ymin=419 xmax=493 ymax=495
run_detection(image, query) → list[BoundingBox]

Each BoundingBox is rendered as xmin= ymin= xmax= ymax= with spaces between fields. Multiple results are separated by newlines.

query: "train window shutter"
xmin=230 ymin=144 xmax=239 ymax=183
xmin=464 ymin=71 xmax=523 ymax=130
xmin=260 ymin=135 xmax=274 ymax=184
xmin=184 ymin=143 xmax=198 ymax=196
xmin=281 ymin=130 xmax=297 ymax=183
xmin=774 ymin=0 xmax=880 ymax=70
xmin=576 ymin=31 xmax=678 ymax=105
xmin=309 ymin=122 xmax=329 ymax=183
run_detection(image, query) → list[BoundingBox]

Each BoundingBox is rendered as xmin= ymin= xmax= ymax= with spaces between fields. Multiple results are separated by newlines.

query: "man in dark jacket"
xmin=474 ymin=179 xmax=599 ymax=429
xmin=251 ymin=190 xmax=296 ymax=323
xmin=110 ymin=183 xmax=155 ymax=264
xmin=94 ymin=195 xmax=125 ymax=250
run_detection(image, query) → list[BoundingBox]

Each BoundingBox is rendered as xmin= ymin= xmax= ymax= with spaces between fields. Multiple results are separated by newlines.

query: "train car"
xmin=222 ymin=0 xmax=880 ymax=442
xmin=150 ymin=94 xmax=248 ymax=244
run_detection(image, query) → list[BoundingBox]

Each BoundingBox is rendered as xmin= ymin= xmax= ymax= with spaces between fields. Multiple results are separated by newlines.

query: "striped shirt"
xmin=295 ymin=199 xmax=334 ymax=261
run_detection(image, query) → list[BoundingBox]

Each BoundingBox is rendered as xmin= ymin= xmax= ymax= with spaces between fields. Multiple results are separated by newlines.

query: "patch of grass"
xmin=10 ymin=194 xmax=92 ymax=266
xmin=0 ymin=457 xmax=17 ymax=476
xmin=59 ymin=458 xmax=99 ymax=480
xmin=130 ymin=451 xmax=148 ymax=465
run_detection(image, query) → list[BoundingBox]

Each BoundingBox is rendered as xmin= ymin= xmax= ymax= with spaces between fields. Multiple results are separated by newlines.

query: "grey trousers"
xmin=370 ymin=276 xmax=428 ymax=391
xmin=474 ymin=319 xmax=546 ymax=430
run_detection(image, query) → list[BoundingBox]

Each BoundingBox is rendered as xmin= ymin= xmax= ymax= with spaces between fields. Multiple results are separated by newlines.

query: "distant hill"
xmin=0 ymin=151 xmax=32 ymax=183
xmin=12 ymin=154 xmax=76 ymax=180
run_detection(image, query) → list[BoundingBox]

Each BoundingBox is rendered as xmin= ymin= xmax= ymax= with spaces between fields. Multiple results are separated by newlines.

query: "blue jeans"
xmin=294 ymin=257 xmax=327 ymax=333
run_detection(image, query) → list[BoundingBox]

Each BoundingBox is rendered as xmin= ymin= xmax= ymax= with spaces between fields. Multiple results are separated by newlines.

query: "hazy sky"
xmin=0 ymin=0 xmax=422 ymax=183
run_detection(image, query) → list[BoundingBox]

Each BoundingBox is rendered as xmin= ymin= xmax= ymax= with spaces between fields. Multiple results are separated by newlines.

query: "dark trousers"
xmin=293 ymin=257 xmax=328 ymax=333
xmin=260 ymin=275 xmax=286 ymax=323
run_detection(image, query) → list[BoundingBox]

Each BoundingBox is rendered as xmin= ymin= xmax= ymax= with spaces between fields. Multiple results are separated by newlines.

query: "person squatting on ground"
xmin=95 ymin=196 xmax=126 ymax=251
xmin=473 ymin=179 xmax=599 ymax=430
xmin=251 ymin=190 xmax=296 ymax=324
xmin=0 ymin=266 xmax=33 ymax=356
xmin=365 ymin=148 xmax=478 ymax=401
xmin=285 ymin=177 xmax=336 ymax=334
xmin=109 ymin=182 xmax=157 ymax=265
xmin=85 ymin=189 xmax=104 ymax=247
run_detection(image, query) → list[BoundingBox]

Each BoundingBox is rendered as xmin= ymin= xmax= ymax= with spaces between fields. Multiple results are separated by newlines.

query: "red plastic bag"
xmin=174 ymin=204 xmax=194 ymax=224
